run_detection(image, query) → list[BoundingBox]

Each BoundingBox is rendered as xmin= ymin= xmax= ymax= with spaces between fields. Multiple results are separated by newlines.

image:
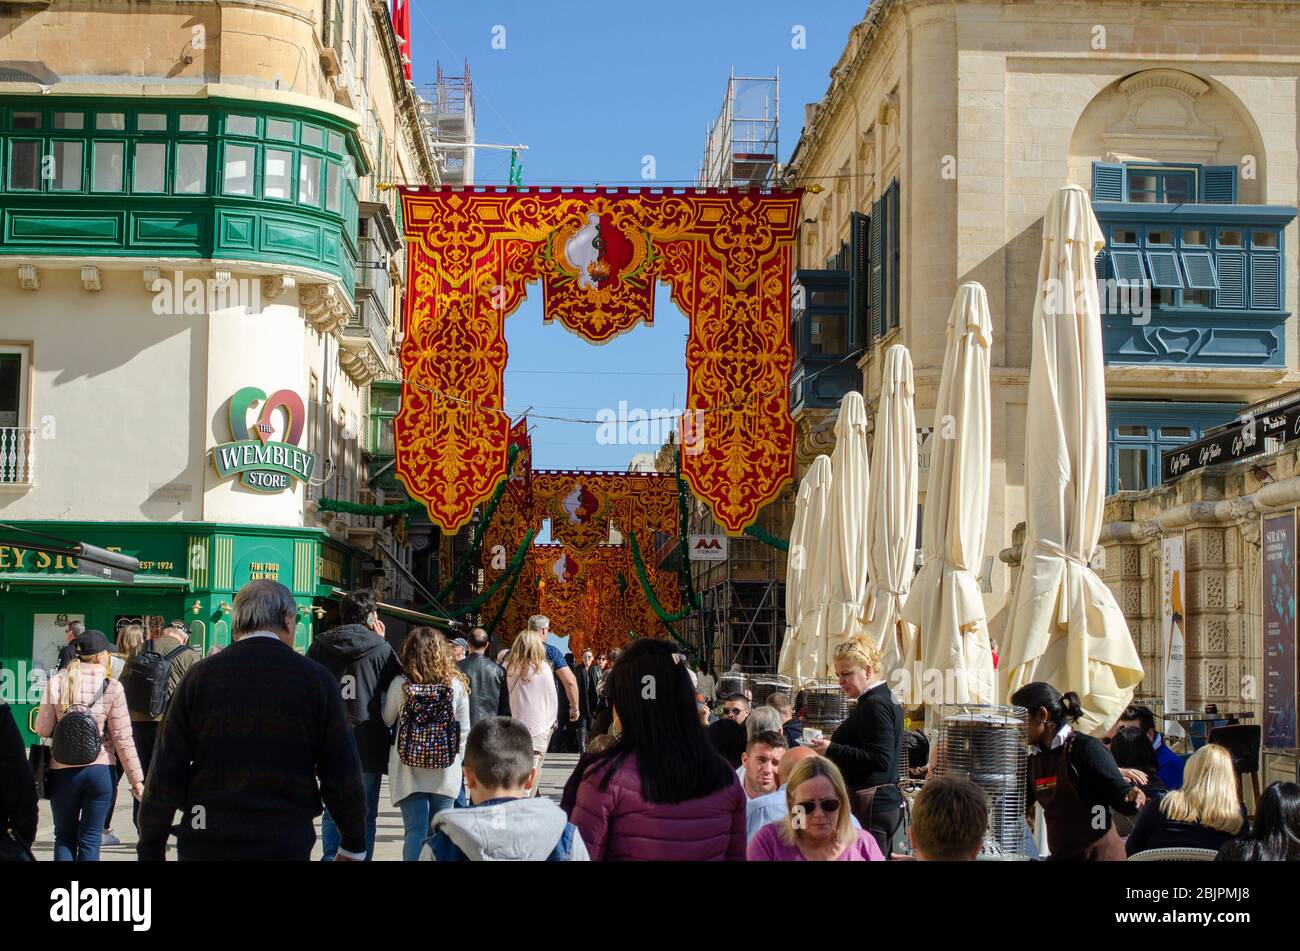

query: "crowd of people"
xmin=2 ymin=578 xmax=1298 ymax=863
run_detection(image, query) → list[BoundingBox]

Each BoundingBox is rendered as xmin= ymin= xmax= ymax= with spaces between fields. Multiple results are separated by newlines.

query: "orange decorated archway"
xmin=394 ymin=186 xmax=802 ymax=536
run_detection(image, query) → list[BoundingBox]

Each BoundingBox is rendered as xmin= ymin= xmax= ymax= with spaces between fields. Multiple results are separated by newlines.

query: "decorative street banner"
xmin=1161 ymin=536 xmax=1186 ymax=736
xmin=213 ymin=387 xmax=317 ymax=493
xmin=1262 ymin=512 xmax=1297 ymax=750
xmin=395 ymin=186 xmax=801 ymax=534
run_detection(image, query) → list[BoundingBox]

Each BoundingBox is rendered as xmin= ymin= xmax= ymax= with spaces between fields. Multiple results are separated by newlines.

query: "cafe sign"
xmin=213 ymin=387 xmax=317 ymax=493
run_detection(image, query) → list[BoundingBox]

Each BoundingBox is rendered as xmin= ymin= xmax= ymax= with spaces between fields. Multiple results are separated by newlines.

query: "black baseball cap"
xmin=74 ymin=629 xmax=113 ymax=657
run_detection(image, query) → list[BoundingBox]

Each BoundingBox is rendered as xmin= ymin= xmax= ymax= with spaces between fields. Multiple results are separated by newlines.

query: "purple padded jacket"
xmin=570 ymin=756 xmax=747 ymax=861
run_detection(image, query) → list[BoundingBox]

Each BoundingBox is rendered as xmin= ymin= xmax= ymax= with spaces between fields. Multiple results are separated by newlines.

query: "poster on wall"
xmin=1262 ymin=512 xmax=1297 ymax=750
xmin=1161 ymin=536 xmax=1186 ymax=738
xmin=31 ymin=613 xmax=84 ymax=676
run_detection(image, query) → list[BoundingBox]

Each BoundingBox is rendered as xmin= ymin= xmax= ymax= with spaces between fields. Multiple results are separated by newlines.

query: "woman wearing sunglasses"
xmin=747 ymin=756 xmax=883 ymax=861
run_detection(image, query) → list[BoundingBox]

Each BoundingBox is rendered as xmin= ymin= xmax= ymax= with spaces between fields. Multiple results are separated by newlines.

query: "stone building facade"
xmin=778 ymin=1 xmax=1300 ymax=727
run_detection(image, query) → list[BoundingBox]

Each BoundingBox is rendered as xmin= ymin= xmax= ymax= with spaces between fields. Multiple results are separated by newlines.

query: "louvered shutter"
xmin=849 ymin=211 xmax=871 ymax=351
xmin=1092 ymin=162 xmax=1126 ymax=202
xmin=1201 ymin=166 xmax=1239 ymax=204
xmin=870 ymin=197 xmax=883 ymax=342
xmin=1215 ymin=252 xmax=1246 ymax=308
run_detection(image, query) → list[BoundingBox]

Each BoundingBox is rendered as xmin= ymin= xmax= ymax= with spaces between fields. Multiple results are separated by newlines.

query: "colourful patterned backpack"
xmin=396 ymin=681 xmax=458 ymax=769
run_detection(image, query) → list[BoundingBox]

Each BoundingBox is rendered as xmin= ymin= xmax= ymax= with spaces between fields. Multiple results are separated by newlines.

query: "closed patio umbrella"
xmin=1001 ymin=184 xmax=1144 ymax=735
xmin=822 ymin=391 xmax=872 ymax=668
xmin=901 ymin=284 xmax=995 ymax=715
xmin=777 ymin=454 xmax=833 ymax=681
xmin=862 ymin=344 xmax=918 ymax=682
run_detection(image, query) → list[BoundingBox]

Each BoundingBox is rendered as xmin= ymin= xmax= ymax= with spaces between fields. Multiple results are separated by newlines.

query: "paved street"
xmin=32 ymin=753 xmax=582 ymax=861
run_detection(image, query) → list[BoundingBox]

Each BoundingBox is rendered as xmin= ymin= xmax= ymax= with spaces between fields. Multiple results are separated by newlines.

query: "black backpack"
xmin=124 ymin=642 xmax=193 ymax=718
xmin=51 ymin=678 xmax=109 ymax=766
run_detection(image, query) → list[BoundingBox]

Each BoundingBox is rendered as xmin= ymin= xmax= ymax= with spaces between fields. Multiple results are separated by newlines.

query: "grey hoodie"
xmin=425 ymin=797 xmax=590 ymax=861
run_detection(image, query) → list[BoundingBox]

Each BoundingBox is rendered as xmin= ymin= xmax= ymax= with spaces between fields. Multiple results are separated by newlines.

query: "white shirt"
xmin=1027 ymin=722 xmax=1072 ymax=756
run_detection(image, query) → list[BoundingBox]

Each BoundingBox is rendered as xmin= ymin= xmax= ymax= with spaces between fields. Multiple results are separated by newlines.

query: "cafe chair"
xmin=1209 ymin=724 xmax=1262 ymax=817
xmin=1127 ymin=847 xmax=1218 ymax=862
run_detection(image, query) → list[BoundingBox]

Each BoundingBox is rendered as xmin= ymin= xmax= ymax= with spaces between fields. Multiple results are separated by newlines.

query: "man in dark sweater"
xmin=306 ymin=588 xmax=402 ymax=861
xmin=137 ymin=580 xmax=366 ymax=861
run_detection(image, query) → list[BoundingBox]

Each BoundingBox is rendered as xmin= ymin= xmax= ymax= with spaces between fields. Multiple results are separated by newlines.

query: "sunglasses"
xmin=723 ymin=707 xmax=745 ymax=717
xmin=795 ymin=798 xmax=841 ymax=815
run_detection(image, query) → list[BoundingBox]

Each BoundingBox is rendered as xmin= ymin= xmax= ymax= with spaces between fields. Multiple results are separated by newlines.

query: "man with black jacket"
xmin=574 ymin=648 xmax=601 ymax=751
xmin=0 ymin=702 xmax=37 ymax=857
xmin=458 ymin=626 xmax=510 ymax=728
xmin=137 ymin=580 xmax=366 ymax=861
xmin=306 ymin=588 xmax=402 ymax=861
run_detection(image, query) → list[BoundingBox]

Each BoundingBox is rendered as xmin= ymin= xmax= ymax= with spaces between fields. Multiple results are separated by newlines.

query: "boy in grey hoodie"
xmin=422 ymin=717 xmax=589 ymax=861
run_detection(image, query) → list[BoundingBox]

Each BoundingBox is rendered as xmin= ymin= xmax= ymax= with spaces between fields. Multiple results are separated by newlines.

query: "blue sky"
xmin=407 ymin=1 xmax=866 ymax=471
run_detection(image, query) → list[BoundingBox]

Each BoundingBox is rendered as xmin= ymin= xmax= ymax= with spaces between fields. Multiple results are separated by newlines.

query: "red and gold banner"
xmin=481 ymin=467 xmax=683 ymax=655
xmin=532 ymin=470 xmax=677 ymax=552
xmin=395 ymin=187 xmax=801 ymax=534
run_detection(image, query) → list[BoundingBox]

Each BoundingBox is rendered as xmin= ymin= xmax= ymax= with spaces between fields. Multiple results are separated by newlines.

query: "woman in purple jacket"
xmin=570 ymin=640 xmax=747 ymax=860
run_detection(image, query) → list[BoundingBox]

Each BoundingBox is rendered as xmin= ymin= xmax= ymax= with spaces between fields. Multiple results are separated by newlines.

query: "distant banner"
xmin=1262 ymin=512 xmax=1297 ymax=750
xmin=1161 ymin=536 xmax=1186 ymax=737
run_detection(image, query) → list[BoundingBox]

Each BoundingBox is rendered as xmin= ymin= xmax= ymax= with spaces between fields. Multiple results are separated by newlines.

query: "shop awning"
xmin=319 ymin=587 xmax=458 ymax=628
xmin=0 ymin=573 xmax=191 ymax=591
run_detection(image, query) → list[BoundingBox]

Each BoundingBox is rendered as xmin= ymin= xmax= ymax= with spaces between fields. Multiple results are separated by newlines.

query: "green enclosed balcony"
xmin=0 ymin=98 xmax=367 ymax=294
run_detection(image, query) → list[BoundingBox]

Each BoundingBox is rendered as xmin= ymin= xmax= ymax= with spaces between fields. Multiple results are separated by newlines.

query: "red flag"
xmin=392 ymin=1 xmax=412 ymax=79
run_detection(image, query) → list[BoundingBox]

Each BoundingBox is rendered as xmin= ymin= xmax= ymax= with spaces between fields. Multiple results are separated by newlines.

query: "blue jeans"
xmin=49 ymin=764 xmax=114 ymax=862
xmin=398 ymin=793 xmax=455 ymax=862
xmin=321 ymin=771 xmax=382 ymax=861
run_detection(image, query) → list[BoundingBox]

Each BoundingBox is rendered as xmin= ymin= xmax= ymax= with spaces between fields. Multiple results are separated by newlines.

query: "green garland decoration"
xmin=674 ymin=451 xmax=703 ymax=611
xmin=451 ymin=527 xmax=534 ymax=619
xmin=627 ymin=528 xmax=694 ymax=624
xmin=484 ymin=531 xmax=534 ymax=637
xmin=317 ymin=497 xmax=423 ymax=516
xmin=743 ymin=523 xmax=789 ymax=551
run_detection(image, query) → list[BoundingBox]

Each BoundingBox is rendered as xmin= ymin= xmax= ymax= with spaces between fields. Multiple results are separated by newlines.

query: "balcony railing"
xmin=0 ymin=427 xmax=35 ymax=484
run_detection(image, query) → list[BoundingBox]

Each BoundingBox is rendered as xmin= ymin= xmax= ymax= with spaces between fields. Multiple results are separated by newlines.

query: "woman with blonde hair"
xmin=748 ymin=755 xmax=883 ymax=861
xmin=34 ymin=629 xmax=144 ymax=861
xmin=809 ymin=633 xmax=903 ymax=855
xmin=382 ymin=627 xmax=471 ymax=861
xmin=101 ymin=623 xmax=144 ymax=846
xmin=505 ymin=627 xmax=559 ymax=790
xmin=1126 ymin=743 xmax=1249 ymax=856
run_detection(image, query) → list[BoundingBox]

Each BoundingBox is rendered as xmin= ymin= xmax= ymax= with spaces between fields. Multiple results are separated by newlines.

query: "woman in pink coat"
xmin=35 ymin=629 xmax=144 ymax=861
xmin=569 ymin=640 xmax=746 ymax=860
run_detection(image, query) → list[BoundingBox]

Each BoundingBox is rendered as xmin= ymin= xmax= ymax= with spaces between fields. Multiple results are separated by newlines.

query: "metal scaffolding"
xmin=419 ymin=60 xmax=476 ymax=185
xmin=697 ymin=69 xmax=780 ymax=188
xmin=683 ymin=493 xmax=791 ymax=675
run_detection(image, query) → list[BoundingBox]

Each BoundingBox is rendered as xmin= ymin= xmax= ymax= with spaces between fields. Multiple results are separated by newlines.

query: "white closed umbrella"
xmin=862 ymin=344 xmax=918 ymax=681
xmin=901 ymin=284 xmax=995 ymax=716
xmin=822 ymin=391 xmax=872 ymax=669
xmin=778 ymin=455 xmax=833 ymax=680
xmin=1002 ymin=185 xmax=1144 ymax=735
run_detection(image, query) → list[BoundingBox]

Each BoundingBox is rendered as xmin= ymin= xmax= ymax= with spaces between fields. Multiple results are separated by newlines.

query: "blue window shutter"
xmin=1180 ymin=251 xmax=1220 ymax=290
xmin=1201 ymin=166 xmax=1238 ymax=203
xmin=1092 ymin=162 xmax=1125 ymax=202
xmin=888 ymin=180 xmax=900 ymax=331
xmin=1110 ymin=249 xmax=1147 ymax=284
xmin=870 ymin=197 xmax=883 ymax=341
xmin=1145 ymin=250 xmax=1184 ymax=288
xmin=1215 ymin=251 xmax=1246 ymax=308
xmin=1250 ymin=255 xmax=1281 ymax=310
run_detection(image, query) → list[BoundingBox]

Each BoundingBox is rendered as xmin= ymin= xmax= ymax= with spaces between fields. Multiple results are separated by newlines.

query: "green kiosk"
xmin=0 ymin=520 xmax=363 ymax=746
